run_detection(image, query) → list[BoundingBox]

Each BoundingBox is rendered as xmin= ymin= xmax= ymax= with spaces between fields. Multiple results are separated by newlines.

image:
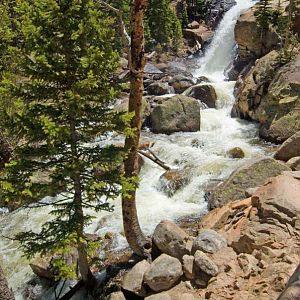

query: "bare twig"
xmin=138 ymin=149 xmax=171 ymax=171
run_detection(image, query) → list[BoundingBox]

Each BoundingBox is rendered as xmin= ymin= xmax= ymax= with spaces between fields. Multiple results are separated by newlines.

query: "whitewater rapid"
xmin=0 ymin=0 xmax=263 ymax=297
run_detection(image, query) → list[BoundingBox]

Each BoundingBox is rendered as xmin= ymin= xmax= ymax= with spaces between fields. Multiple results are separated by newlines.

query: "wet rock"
xmin=192 ymin=229 xmax=227 ymax=254
xmin=197 ymin=76 xmax=211 ymax=84
xmin=144 ymin=254 xmax=183 ymax=292
xmin=274 ymin=131 xmax=300 ymax=161
xmin=153 ymin=220 xmax=190 ymax=260
xmin=147 ymin=82 xmax=175 ymax=96
xmin=227 ymin=147 xmax=245 ymax=159
xmin=206 ymin=0 xmax=237 ymax=29
xmin=169 ymin=75 xmax=196 ymax=93
xmin=183 ymin=25 xmax=214 ymax=49
xmin=209 ymin=157 xmax=291 ymax=209
xmin=286 ymin=157 xmax=300 ymax=171
xmin=108 ymin=291 xmax=126 ymax=300
xmin=183 ymin=84 xmax=218 ymax=108
xmin=159 ymin=169 xmax=191 ymax=196
xmin=122 ymin=260 xmax=150 ymax=296
xmin=150 ymin=95 xmax=201 ymax=134
xmin=145 ymin=292 xmax=171 ymax=300
xmin=194 ymin=250 xmax=219 ymax=277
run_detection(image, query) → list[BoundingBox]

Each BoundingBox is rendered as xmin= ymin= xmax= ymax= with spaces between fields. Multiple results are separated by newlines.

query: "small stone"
xmin=185 ymin=281 xmax=194 ymax=290
xmin=144 ymin=254 xmax=183 ymax=292
xmin=183 ymin=255 xmax=195 ymax=280
xmin=227 ymin=147 xmax=245 ymax=159
xmin=192 ymin=229 xmax=227 ymax=254
xmin=237 ymin=253 xmax=259 ymax=276
xmin=122 ymin=260 xmax=150 ymax=296
xmin=194 ymin=250 xmax=219 ymax=277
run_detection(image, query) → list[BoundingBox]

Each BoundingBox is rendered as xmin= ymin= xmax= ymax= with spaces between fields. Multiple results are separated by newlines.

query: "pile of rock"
xmin=108 ymin=169 xmax=300 ymax=300
xmin=109 ymin=221 xmax=228 ymax=300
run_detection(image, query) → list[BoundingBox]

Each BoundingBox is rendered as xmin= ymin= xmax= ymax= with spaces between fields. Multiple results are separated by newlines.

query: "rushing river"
xmin=0 ymin=0 xmax=262 ymax=298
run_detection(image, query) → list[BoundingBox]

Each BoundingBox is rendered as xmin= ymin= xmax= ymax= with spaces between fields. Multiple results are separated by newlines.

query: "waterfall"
xmin=195 ymin=0 xmax=256 ymax=80
xmin=0 ymin=1 xmax=263 ymax=298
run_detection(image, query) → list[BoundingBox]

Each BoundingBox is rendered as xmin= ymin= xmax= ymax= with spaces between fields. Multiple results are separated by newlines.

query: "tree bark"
xmin=0 ymin=265 xmax=14 ymax=300
xmin=122 ymin=0 xmax=151 ymax=258
xmin=70 ymin=119 xmax=96 ymax=289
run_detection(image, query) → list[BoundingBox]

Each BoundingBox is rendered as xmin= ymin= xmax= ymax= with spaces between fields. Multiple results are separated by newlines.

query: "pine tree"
xmin=0 ymin=0 xmax=129 ymax=287
xmin=147 ymin=0 xmax=183 ymax=51
xmin=255 ymin=0 xmax=273 ymax=41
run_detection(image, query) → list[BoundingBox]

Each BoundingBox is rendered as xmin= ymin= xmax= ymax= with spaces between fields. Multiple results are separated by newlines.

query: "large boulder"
xmin=234 ymin=6 xmax=279 ymax=58
xmin=183 ymin=84 xmax=218 ymax=108
xmin=234 ymin=53 xmax=300 ymax=143
xmin=274 ymin=131 xmax=300 ymax=161
xmin=233 ymin=51 xmax=279 ymax=118
xmin=209 ymin=157 xmax=291 ymax=209
xmin=153 ymin=220 xmax=190 ymax=260
xmin=144 ymin=254 xmax=183 ymax=292
xmin=122 ymin=260 xmax=150 ymax=296
xmin=259 ymin=57 xmax=300 ymax=143
xmin=150 ymin=95 xmax=201 ymax=134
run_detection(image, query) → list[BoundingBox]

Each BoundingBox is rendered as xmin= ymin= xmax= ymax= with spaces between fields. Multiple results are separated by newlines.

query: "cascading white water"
xmin=195 ymin=0 xmax=256 ymax=79
xmin=0 ymin=0 xmax=263 ymax=298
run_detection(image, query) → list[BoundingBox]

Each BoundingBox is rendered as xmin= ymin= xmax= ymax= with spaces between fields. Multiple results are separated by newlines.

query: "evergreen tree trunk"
xmin=0 ymin=265 xmax=14 ymax=300
xmin=122 ymin=0 xmax=151 ymax=258
xmin=70 ymin=119 xmax=96 ymax=288
xmin=0 ymin=133 xmax=11 ymax=170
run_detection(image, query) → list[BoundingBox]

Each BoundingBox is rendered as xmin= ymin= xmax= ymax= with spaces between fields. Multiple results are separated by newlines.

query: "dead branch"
xmin=138 ymin=149 xmax=171 ymax=171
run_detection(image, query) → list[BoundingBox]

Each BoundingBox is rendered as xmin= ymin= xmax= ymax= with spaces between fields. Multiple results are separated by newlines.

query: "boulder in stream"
xmin=183 ymin=84 xmax=218 ymax=108
xmin=150 ymin=95 xmax=200 ymax=134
